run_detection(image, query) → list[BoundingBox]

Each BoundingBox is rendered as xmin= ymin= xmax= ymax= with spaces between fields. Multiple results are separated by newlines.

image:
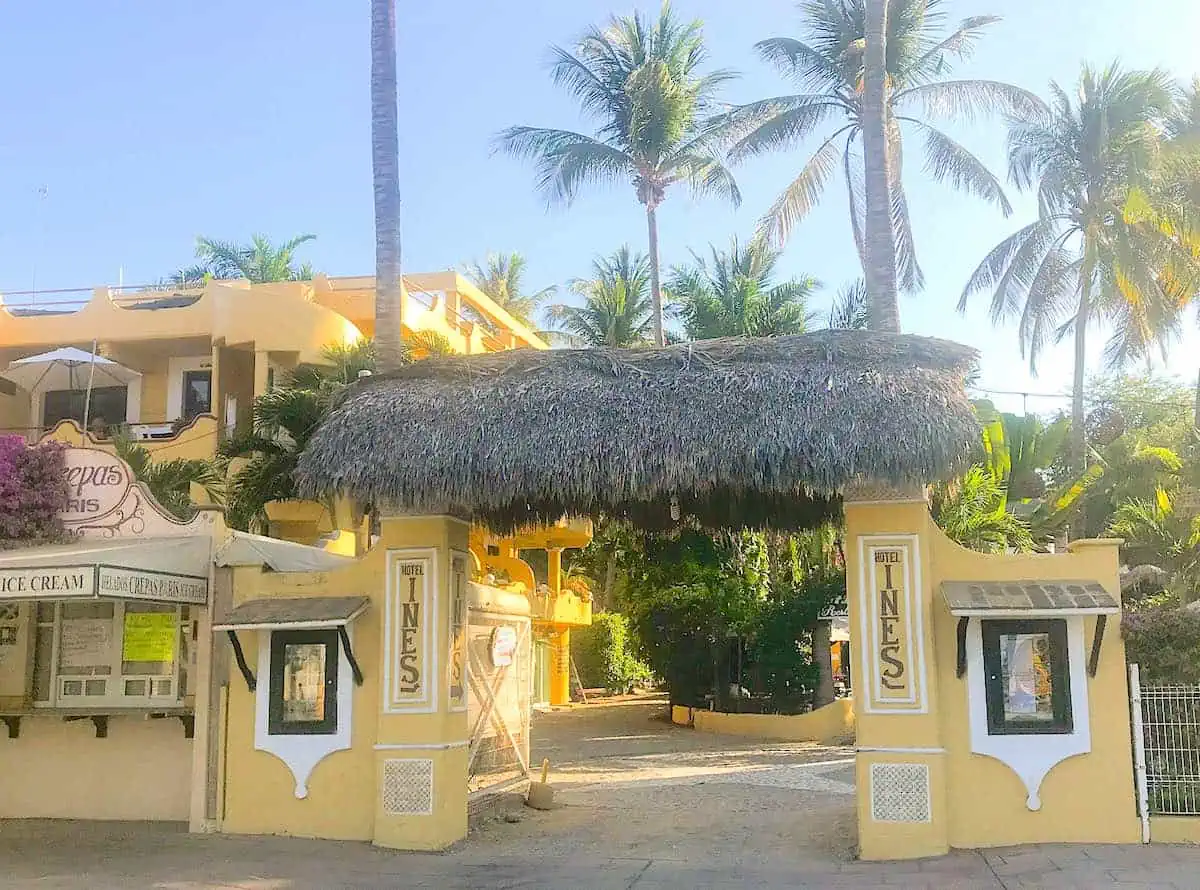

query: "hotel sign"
xmin=0 ymin=566 xmax=207 ymax=604
xmin=448 ymin=551 xmax=468 ymax=711
xmin=385 ymin=550 xmax=436 ymax=713
xmin=857 ymin=537 xmax=926 ymax=714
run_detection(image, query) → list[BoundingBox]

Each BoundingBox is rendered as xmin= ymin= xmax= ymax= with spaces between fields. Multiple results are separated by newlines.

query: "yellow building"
xmin=0 ymin=328 xmax=1153 ymax=860
xmin=0 ymin=273 xmax=547 ymax=456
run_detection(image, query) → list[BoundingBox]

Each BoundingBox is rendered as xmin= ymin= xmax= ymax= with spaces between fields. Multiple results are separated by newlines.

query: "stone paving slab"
xmin=5 ymin=826 xmax=1200 ymax=889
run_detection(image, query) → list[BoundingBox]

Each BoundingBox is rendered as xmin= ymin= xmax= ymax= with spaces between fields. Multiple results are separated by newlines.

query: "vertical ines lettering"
xmin=397 ymin=562 xmax=423 ymax=694
xmin=875 ymin=549 xmax=908 ymax=696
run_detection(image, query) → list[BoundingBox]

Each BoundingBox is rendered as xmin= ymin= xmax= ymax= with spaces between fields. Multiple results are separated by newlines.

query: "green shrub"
xmin=1123 ymin=606 xmax=1200 ymax=684
xmin=572 ymin=612 xmax=653 ymax=693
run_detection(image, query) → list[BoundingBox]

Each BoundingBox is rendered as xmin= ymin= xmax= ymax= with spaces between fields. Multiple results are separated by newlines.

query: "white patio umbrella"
xmin=1 ymin=344 xmax=141 ymax=430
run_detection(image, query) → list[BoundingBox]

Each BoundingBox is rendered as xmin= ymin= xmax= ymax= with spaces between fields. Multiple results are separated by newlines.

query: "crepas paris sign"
xmin=61 ymin=448 xmax=133 ymax=526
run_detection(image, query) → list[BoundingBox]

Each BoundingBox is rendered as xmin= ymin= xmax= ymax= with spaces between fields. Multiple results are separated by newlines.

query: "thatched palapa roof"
xmin=297 ymin=331 xmax=979 ymax=531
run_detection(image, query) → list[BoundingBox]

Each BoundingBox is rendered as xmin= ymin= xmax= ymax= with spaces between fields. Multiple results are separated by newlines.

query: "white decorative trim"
xmin=856 ymin=534 xmax=929 ymax=714
xmin=254 ymin=627 xmax=355 ymax=800
xmin=858 ymin=746 xmax=945 ymax=754
xmin=383 ymin=548 xmax=439 ymax=714
xmin=374 ymin=740 xmax=469 ymax=751
xmin=966 ymin=616 xmax=1090 ymax=811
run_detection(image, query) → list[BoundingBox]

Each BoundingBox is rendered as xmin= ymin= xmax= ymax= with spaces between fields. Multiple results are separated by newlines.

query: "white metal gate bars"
xmin=1131 ymin=663 xmax=1200 ymax=816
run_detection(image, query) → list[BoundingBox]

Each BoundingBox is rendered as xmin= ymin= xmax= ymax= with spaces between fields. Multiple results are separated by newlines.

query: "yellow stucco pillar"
xmin=844 ymin=486 xmax=949 ymax=861
xmin=371 ymin=514 xmax=471 ymax=851
xmin=549 ymin=628 xmax=571 ymax=706
xmin=253 ymin=350 xmax=271 ymax=398
xmin=547 ymin=548 xmax=563 ymax=595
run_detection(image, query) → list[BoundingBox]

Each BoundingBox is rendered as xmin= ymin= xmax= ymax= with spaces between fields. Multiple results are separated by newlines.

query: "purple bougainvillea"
xmin=0 ymin=436 xmax=69 ymax=542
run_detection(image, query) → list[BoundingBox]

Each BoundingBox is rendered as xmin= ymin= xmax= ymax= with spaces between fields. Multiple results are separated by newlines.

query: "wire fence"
xmin=1136 ymin=679 xmax=1200 ymax=815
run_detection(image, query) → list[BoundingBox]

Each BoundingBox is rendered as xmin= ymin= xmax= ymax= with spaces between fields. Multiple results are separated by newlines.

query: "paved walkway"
xmin=4 ymin=696 xmax=1200 ymax=887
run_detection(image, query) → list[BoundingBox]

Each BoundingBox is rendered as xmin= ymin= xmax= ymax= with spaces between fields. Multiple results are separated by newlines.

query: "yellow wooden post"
xmin=549 ymin=628 xmax=571 ymax=706
xmin=547 ymin=547 xmax=563 ymax=595
xmin=371 ymin=514 xmax=471 ymax=851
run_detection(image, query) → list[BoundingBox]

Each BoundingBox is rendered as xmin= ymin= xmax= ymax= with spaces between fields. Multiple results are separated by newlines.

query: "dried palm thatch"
xmin=297 ymin=331 xmax=979 ymax=531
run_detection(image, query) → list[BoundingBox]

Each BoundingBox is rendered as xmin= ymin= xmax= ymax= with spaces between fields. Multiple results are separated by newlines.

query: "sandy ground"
xmin=470 ymin=694 xmax=860 ymax=865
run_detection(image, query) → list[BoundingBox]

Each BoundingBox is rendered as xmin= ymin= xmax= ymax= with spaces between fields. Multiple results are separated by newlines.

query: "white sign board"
xmin=0 ymin=567 xmax=96 ymax=600
xmin=96 ymin=567 xmax=208 ymax=605
xmin=60 ymin=617 xmax=112 ymax=668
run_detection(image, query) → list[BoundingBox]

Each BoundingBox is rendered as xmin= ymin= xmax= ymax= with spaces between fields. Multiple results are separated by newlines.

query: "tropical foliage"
xmin=726 ymin=0 xmax=1040 ymax=292
xmin=961 ymin=64 xmax=1178 ymax=472
xmin=545 ymin=247 xmax=654 ymax=347
xmin=172 ymin=234 xmax=319 ymax=284
xmin=462 ymin=252 xmax=556 ymax=327
xmin=669 ymin=237 xmax=818 ymax=339
xmin=111 ymin=432 xmax=224 ymax=521
xmin=498 ymin=1 xmax=741 ymax=345
xmin=222 ymin=335 xmax=451 ymax=531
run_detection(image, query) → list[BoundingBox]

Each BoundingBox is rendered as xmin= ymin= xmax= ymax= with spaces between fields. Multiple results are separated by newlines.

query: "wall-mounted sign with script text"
xmin=856 ymin=537 xmax=927 ymax=715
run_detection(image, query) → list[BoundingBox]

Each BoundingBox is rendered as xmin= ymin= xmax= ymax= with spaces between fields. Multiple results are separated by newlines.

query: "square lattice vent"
xmin=870 ymin=762 xmax=931 ymax=823
xmin=382 ymin=758 xmax=434 ymax=816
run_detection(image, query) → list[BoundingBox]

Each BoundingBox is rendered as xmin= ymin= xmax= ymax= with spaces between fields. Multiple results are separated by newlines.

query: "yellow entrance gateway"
xmin=0 ymin=325 xmax=1142 ymax=859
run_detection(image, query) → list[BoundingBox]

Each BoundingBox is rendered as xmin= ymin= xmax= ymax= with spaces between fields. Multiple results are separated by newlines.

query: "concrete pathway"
xmin=4 ymin=697 xmax=1200 ymax=887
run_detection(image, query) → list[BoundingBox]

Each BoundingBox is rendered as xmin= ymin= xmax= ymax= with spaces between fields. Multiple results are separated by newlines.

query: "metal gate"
xmin=1130 ymin=663 xmax=1200 ymax=837
xmin=466 ymin=609 xmax=532 ymax=794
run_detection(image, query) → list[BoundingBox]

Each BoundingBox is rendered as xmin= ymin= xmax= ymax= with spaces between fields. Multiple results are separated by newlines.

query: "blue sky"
xmin=1 ymin=1 xmax=1198 ymax=415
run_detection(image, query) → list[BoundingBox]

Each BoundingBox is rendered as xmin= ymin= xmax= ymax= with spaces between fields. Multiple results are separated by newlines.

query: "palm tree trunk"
xmin=862 ymin=0 xmax=900 ymax=333
xmin=371 ymin=0 xmax=405 ymax=372
xmin=646 ymin=204 xmax=665 ymax=346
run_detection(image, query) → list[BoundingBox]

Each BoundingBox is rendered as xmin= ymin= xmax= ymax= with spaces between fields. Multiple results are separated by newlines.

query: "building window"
xmin=182 ymin=370 xmax=212 ymax=420
xmin=42 ymin=386 xmax=128 ymax=435
xmin=268 ymin=629 xmax=339 ymax=736
xmin=981 ymin=619 xmax=1072 ymax=735
xmin=31 ymin=600 xmax=190 ymax=709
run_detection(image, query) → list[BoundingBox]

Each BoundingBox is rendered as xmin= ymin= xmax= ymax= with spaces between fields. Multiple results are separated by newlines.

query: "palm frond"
xmin=893 ymin=79 xmax=1047 ymax=123
xmin=494 ymin=127 xmax=634 ymax=206
xmin=756 ymin=126 xmax=849 ymax=247
xmin=909 ymin=118 xmax=1011 ymax=214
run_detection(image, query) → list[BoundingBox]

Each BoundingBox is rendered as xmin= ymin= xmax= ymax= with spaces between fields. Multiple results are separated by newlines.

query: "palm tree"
xmin=931 ymin=465 xmax=1035 ymax=553
xmin=727 ymin=0 xmax=1041 ymax=292
xmin=862 ymin=0 xmax=900 ymax=329
xmin=111 ymin=432 xmax=224 ymax=521
xmin=545 ymin=247 xmax=654 ymax=347
xmin=960 ymin=64 xmax=1177 ymax=475
xmin=828 ymin=279 xmax=870 ymax=329
xmin=371 ymin=0 xmax=405 ymax=373
xmin=222 ymin=387 xmax=328 ymax=532
xmin=462 ymin=252 xmax=557 ymax=327
xmin=194 ymin=234 xmax=317 ymax=282
xmin=497 ymin=2 xmax=741 ymax=346
xmin=222 ymin=335 xmax=451 ymax=530
xmin=669 ymin=237 xmax=818 ymax=339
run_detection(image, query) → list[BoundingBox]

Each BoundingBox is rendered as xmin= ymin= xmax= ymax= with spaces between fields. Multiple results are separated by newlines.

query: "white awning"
xmin=214 ymin=531 xmax=356 ymax=573
xmin=0 ymin=537 xmax=211 ymax=604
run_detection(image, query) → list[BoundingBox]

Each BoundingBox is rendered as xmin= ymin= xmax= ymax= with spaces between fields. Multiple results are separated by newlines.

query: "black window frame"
xmin=982 ymin=618 xmax=1073 ymax=736
xmin=268 ymin=628 xmax=339 ymax=736
xmin=181 ymin=369 xmax=213 ymax=420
